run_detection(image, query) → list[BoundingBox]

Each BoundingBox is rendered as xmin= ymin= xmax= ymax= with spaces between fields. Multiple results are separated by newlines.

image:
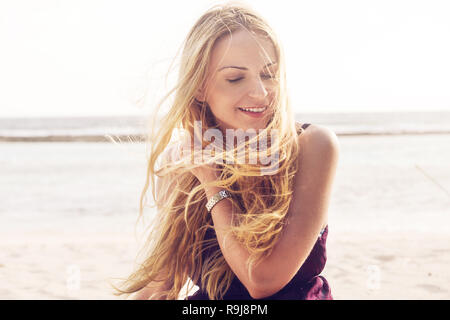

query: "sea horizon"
xmin=1 ymin=110 xmax=450 ymax=142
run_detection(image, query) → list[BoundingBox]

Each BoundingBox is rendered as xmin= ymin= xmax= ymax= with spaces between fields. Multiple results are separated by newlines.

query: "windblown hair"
xmin=114 ymin=2 xmax=304 ymax=300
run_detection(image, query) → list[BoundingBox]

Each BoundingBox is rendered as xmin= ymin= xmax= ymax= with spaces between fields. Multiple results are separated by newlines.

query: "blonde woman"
xmin=115 ymin=2 xmax=339 ymax=300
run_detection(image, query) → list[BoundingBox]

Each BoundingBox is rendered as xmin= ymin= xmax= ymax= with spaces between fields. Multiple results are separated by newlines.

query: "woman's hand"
xmin=174 ymin=136 xmax=222 ymax=184
xmin=190 ymin=161 xmax=220 ymax=184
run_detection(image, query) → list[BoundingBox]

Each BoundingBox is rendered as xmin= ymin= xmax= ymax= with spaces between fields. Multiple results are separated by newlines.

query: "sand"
xmin=1 ymin=134 xmax=449 ymax=299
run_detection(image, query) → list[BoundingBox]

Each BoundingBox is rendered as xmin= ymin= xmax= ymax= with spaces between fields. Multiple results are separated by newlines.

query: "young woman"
xmin=115 ymin=3 xmax=339 ymax=300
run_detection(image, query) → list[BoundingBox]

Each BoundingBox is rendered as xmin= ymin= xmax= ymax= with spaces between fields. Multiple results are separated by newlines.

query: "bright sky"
xmin=1 ymin=0 xmax=449 ymax=117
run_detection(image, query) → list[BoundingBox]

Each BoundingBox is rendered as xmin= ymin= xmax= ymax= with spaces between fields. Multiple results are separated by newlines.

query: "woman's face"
xmin=200 ymin=28 xmax=278 ymax=132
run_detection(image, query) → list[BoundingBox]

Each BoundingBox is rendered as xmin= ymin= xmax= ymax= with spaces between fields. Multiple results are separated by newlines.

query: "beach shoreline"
xmin=1 ymin=133 xmax=449 ymax=299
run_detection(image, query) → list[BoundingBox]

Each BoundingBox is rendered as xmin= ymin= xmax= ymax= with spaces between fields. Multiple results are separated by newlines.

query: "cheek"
xmin=216 ymin=82 xmax=241 ymax=96
xmin=209 ymin=84 xmax=243 ymax=109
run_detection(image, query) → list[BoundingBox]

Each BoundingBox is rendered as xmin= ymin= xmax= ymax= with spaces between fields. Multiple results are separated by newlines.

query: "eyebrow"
xmin=218 ymin=61 xmax=277 ymax=72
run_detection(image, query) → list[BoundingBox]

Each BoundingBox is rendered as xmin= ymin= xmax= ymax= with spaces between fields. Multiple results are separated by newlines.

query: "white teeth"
xmin=239 ymin=106 xmax=266 ymax=113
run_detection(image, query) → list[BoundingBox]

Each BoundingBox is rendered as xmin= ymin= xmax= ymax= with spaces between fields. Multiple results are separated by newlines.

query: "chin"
xmin=239 ymin=123 xmax=266 ymax=132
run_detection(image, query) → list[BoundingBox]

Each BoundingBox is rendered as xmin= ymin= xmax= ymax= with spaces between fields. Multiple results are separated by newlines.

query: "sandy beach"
xmin=1 ymin=133 xmax=449 ymax=299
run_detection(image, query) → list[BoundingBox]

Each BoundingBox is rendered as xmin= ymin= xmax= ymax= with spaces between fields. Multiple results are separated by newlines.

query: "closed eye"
xmin=261 ymin=74 xmax=275 ymax=80
xmin=227 ymin=77 xmax=244 ymax=83
xmin=227 ymin=74 xmax=275 ymax=83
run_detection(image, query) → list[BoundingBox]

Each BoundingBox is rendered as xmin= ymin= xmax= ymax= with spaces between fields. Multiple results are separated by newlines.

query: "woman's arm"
xmin=196 ymin=125 xmax=340 ymax=299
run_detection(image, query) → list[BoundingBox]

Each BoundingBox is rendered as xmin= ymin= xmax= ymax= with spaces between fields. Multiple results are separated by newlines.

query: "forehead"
xmin=209 ymin=29 xmax=276 ymax=72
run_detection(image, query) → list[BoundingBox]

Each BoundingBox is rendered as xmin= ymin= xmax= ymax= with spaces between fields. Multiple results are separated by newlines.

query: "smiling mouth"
xmin=237 ymin=106 xmax=268 ymax=113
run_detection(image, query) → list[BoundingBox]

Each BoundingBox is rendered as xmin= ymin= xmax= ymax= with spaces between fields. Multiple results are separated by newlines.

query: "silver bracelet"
xmin=205 ymin=190 xmax=232 ymax=213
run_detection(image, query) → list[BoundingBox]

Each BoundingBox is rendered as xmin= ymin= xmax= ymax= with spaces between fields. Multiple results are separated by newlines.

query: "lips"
xmin=237 ymin=105 xmax=268 ymax=118
xmin=237 ymin=106 xmax=268 ymax=113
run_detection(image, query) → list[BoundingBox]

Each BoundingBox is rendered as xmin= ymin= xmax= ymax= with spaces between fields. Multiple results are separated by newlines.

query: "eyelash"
xmin=227 ymin=74 xmax=275 ymax=83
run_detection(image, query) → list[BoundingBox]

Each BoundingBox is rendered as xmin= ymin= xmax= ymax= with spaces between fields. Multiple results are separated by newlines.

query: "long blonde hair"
xmin=114 ymin=2 xmax=303 ymax=300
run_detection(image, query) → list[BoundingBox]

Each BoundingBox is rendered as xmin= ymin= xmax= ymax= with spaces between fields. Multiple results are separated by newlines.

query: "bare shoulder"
xmin=288 ymin=124 xmax=340 ymax=229
xmin=292 ymin=123 xmax=340 ymax=208
xmin=297 ymin=124 xmax=340 ymax=160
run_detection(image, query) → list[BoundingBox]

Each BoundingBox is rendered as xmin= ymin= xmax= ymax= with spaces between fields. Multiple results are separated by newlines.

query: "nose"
xmin=247 ymin=76 xmax=268 ymax=100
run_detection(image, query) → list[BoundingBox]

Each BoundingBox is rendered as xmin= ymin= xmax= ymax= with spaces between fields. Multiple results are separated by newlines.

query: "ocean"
xmin=1 ymin=111 xmax=450 ymax=302
xmin=1 ymin=111 xmax=450 ymax=142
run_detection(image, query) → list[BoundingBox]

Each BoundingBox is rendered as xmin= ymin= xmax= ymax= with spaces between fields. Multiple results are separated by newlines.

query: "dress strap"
xmin=301 ymin=123 xmax=311 ymax=130
xmin=296 ymin=122 xmax=311 ymax=135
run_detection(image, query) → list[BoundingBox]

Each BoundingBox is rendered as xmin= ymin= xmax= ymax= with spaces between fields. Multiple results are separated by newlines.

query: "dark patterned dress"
xmin=186 ymin=123 xmax=333 ymax=300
